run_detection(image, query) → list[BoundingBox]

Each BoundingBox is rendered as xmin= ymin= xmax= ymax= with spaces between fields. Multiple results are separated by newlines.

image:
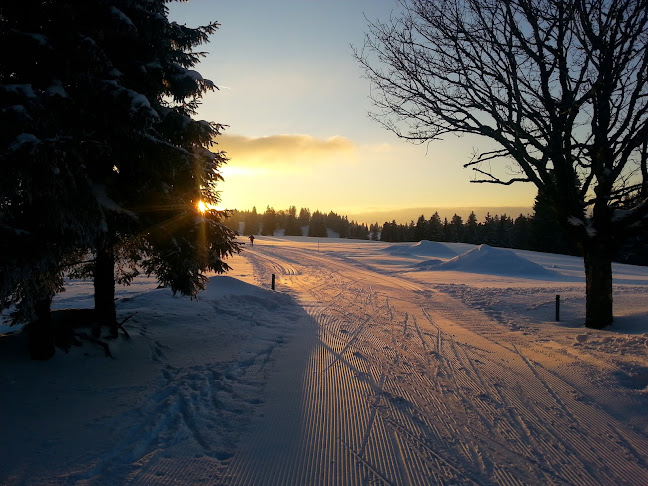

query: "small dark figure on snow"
xmin=249 ymin=234 xmax=255 ymax=246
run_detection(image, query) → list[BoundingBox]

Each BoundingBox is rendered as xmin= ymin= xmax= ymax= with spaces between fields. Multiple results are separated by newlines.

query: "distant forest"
xmin=224 ymin=206 xmax=372 ymax=240
xmin=224 ymin=199 xmax=647 ymax=266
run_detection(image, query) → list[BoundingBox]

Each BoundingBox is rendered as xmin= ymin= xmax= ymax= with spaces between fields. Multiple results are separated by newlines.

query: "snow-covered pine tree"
xmin=0 ymin=0 xmax=239 ymax=356
xmin=82 ymin=0 xmax=240 ymax=335
xmin=0 ymin=1 xmax=107 ymax=358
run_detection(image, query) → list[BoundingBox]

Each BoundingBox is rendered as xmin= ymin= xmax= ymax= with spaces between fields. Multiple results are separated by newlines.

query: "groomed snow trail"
xmin=226 ymin=241 xmax=648 ymax=485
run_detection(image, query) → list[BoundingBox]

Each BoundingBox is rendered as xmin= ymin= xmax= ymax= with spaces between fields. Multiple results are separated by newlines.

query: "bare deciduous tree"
xmin=356 ymin=0 xmax=648 ymax=328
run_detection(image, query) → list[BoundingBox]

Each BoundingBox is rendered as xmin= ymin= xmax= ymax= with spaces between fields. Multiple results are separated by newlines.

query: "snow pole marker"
xmin=555 ymin=294 xmax=560 ymax=321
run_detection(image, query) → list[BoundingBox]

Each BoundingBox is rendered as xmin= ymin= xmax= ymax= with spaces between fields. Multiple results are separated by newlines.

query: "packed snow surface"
xmin=2 ymin=237 xmax=648 ymax=485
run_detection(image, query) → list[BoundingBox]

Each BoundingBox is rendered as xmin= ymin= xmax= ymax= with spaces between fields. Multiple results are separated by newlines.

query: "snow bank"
xmin=201 ymin=275 xmax=269 ymax=298
xmin=434 ymin=244 xmax=559 ymax=277
xmin=381 ymin=240 xmax=457 ymax=258
xmin=413 ymin=258 xmax=445 ymax=269
xmin=0 ymin=274 xmax=311 ymax=485
xmin=200 ymin=275 xmax=293 ymax=310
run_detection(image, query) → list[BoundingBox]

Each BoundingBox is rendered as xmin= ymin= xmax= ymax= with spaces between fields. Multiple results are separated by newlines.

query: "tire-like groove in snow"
xmin=224 ymin=243 xmax=648 ymax=485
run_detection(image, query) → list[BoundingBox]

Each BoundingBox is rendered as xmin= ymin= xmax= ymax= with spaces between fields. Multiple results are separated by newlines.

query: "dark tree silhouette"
xmin=284 ymin=206 xmax=302 ymax=236
xmin=531 ymin=192 xmax=578 ymax=255
xmin=414 ymin=215 xmax=427 ymax=241
xmin=261 ymin=206 xmax=277 ymax=236
xmin=513 ymin=214 xmax=532 ymax=250
xmin=298 ymin=207 xmax=311 ymax=228
xmin=449 ymin=214 xmax=464 ymax=242
xmin=465 ymin=211 xmax=479 ymax=244
xmin=356 ymin=0 xmax=648 ymax=328
xmin=247 ymin=207 xmax=260 ymax=235
xmin=308 ymin=211 xmax=328 ymax=238
xmin=1 ymin=0 xmax=238 ymax=357
xmin=427 ymin=212 xmax=444 ymax=242
xmin=370 ymin=222 xmax=381 ymax=240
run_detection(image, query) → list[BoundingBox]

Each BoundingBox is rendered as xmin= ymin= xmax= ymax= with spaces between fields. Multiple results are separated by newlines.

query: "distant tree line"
xmin=379 ymin=194 xmax=647 ymax=265
xmin=224 ymin=206 xmax=371 ymax=240
xmin=380 ymin=194 xmax=575 ymax=254
xmin=225 ymin=195 xmax=647 ymax=265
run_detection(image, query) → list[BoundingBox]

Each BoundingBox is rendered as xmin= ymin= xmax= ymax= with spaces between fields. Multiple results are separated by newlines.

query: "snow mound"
xmin=201 ymin=275 xmax=293 ymax=309
xmin=382 ymin=240 xmax=457 ymax=258
xmin=120 ymin=276 xmax=292 ymax=312
xmin=413 ymin=259 xmax=444 ymax=269
xmin=436 ymin=244 xmax=558 ymax=277
xmin=201 ymin=275 xmax=270 ymax=298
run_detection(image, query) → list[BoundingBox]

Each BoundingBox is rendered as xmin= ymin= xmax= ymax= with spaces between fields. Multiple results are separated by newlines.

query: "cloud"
xmin=217 ymin=133 xmax=355 ymax=167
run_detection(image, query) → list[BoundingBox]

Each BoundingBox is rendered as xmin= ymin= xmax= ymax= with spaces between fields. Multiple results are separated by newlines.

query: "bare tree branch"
xmin=356 ymin=0 xmax=648 ymax=328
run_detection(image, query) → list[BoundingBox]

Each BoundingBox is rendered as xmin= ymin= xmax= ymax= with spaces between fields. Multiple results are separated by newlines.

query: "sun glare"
xmin=197 ymin=200 xmax=226 ymax=213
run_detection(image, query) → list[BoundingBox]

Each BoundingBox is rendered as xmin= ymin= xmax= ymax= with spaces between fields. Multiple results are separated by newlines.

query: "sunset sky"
xmin=169 ymin=0 xmax=537 ymax=221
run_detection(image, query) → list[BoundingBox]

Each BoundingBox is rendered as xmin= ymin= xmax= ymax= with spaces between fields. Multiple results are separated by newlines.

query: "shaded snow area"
xmin=2 ymin=236 xmax=648 ymax=485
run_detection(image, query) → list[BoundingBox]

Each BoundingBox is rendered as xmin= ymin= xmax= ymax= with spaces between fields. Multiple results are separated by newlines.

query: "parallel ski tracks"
xmin=228 ymin=243 xmax=648 ymax=485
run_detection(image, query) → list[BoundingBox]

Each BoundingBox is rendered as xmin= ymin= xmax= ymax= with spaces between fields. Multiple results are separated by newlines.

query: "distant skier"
xmin=249 ymin=234 xmax=255 ymax=247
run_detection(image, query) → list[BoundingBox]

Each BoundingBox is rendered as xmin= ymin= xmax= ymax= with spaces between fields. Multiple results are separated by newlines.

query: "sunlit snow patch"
xmin=433 ymin=244 xmax=558 ymax=277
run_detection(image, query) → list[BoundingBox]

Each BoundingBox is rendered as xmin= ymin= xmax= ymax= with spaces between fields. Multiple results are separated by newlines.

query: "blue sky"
xmin=168 ymin=0 xmax=536 ymax=219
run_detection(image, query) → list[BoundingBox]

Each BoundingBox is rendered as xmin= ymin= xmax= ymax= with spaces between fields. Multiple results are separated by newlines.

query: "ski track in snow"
xmin=225 ymin=241 xmax=648 ymax=485
xmin=2 ymin=238 xmax=648 ymax=485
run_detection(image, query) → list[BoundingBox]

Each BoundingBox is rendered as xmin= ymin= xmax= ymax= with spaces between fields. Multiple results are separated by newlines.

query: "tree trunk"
xmin=28 ymin=295 xmax=55 ymax=360
xmin=582 ymin=240 xmax=614 ymax=329
xmin=94 ymin=238 xmax=117 ymax=337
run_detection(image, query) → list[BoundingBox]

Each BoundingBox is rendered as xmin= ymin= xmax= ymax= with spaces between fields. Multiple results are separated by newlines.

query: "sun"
xmin=197 ymin=200 xmax=225 ymax=213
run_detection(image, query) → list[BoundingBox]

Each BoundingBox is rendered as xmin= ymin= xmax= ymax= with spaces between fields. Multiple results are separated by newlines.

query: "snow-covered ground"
xmin=2 ymin=236 xmax=648 ymax=485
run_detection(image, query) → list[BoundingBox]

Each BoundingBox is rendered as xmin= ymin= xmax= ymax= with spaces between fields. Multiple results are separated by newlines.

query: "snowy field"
xmin=2 ymin=236 xmax=648 ymax=485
